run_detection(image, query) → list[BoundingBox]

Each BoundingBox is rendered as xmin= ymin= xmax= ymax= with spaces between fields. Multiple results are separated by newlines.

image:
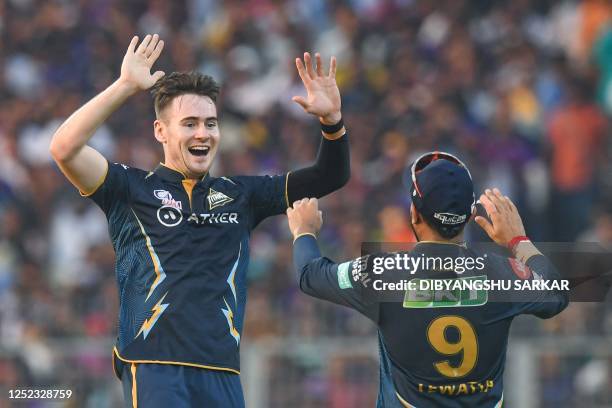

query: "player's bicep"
xmin=239 ymin=174 xmax=288 ymax=227
xmin=54 ymin=145 xmax=108 ymax=196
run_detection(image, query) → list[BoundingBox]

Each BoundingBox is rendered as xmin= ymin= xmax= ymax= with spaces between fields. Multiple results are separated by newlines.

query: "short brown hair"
xmin=150 ymin=71 xmax=220 ymax=117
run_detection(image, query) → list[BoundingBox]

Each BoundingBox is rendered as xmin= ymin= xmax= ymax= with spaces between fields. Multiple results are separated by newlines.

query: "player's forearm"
xmin=292 ymin=235 xmax=337 ymax=299
xmin=516 ymin=241 xmax=565 ymax=282
xmin=513 ymin=241 xmax=542 ymax=264
xmin=287 ymin=132 xmax=350 ymax=203
xmin=293 ymin=234 xmax=321 ymax=274
xmin=517 ymin=242 xmax=570 ymax=317
xmin=50 ymin=79 xmax=137 ymax=162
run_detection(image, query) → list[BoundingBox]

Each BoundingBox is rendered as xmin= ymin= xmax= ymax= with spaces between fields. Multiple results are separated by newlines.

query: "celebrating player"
xmin=49 ymin=34 xmax=349 ymax=407
xmin=287 ymin=152 xmax=568 ymax=407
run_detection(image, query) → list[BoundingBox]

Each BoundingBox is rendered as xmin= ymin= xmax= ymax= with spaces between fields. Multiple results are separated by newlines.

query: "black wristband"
xmin=320 ymin=118 xmax=344 ymax=134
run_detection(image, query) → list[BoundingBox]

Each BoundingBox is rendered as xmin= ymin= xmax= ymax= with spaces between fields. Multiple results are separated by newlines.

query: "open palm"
xmin=120 ymin=34 xmax=165 ymax=91
xmin=293 ymin=52 xmax=341 ymax=124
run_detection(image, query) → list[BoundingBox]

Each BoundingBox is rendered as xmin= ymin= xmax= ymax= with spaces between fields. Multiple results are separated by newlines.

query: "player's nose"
xmin=194 ymin=125 xmax=209 ymax=140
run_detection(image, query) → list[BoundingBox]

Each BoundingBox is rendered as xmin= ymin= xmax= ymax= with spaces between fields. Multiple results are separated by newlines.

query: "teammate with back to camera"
xmin=49 ymin=34 xmax=349 ymax=407
xmin=287 ymin=152 xmax=569 ymax=407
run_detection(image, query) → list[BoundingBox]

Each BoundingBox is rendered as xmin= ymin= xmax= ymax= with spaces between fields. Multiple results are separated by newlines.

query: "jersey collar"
xmin=154 ymin=163 xmax=210 ymax=183
xmin=414 ymin=240 xmax=467 ymax=248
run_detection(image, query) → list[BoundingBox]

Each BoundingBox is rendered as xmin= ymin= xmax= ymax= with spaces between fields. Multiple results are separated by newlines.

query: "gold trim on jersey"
xmin=415 ymin=240 xmax=467 ymax=248
xmin=321 ymin=127 xmax=346 ymax=140
xmin=113 ymin=347 xmax=241 ymax=376
xmin=395 ymin=392 xmax=416 ymax=408
xmin=79 ymin=160 xmax=109 ymax=197
xmin=131 ymin=363 xmax=138 ymax=408
xmin=182 ymin=179 xmax=197 ymax=209
xmin=112 ymin=348 xmax=119 ymax=378
xmin=284 ymin=172 xmax=291 ymax=208
xmin=293 ymin=232 xmax=317 ymax=244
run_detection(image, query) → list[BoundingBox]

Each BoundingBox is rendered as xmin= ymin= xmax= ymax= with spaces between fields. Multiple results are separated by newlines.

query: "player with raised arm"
xmin=287 ymin=152 xmax=569 ymax=407
xmin=49 ymin=34 xmax=349 ymax=407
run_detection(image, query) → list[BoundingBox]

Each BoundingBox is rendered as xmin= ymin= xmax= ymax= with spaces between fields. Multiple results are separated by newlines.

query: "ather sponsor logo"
xmin=187 ymin=212 xmax=239 ymax=225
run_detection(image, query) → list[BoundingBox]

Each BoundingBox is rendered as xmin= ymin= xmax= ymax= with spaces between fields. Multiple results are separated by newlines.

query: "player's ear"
xmin=154 ymin=119 xmax=167 ymax=144
xmin=410 ymin=203 xmax=420 ymax=225
xmin=468 ymin=203 xmax=477 ymax=223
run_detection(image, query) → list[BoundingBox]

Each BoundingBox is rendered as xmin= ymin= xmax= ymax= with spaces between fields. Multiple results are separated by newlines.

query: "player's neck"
xmin=160 ymin=162 xmax=205 ymax=180
xmin=417 ymin=228 xmax=464 ymax=244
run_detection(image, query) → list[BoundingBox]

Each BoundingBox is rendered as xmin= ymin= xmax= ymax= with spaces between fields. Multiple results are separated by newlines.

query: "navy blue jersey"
xmin=87 ymin=162 xmax=287 ymax=374
xmin=293 ymin=237 xmax=569 ymax=408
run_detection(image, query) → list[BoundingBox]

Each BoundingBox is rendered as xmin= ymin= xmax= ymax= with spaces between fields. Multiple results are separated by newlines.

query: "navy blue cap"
xmin=409 ymin=159 xmax=475 ymax=230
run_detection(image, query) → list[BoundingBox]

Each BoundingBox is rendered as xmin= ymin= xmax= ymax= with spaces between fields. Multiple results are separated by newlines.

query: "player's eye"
xmin=206 ymin=121 xmax=217 ymax=128
xmin=185 ymin=122 xmax=196 ymax=128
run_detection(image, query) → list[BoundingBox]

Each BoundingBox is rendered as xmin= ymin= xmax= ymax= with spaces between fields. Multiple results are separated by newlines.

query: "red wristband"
xmin=508 ymin=235 xmax=529 ymax=254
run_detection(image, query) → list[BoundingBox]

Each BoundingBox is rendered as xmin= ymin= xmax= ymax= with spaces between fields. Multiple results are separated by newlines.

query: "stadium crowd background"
xmin=0 ymin=0 xmax=610 ymax=407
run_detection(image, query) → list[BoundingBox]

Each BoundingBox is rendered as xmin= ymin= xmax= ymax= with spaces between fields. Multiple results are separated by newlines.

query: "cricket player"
xmin=49 ymin=34 xmax=349 ymax=407
xmin=287 ymin=152 xmax=569 ymax=407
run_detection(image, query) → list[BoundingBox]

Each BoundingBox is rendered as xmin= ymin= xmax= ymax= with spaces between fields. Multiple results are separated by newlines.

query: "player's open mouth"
xmin=188 ymin=146 xmax=210 ymax=157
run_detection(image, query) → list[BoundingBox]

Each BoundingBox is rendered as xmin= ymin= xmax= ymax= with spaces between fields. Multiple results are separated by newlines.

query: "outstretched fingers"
xmin=295 ymin=57 xmax=310 ymax=85
xmin=127 ymin=36 xmax=139 ymax=53
xmin=144 ymin=34 xmax=159 ymax=58
xmin=506 ymin=195 xmax=519 ymax=214
xmin=304 ymin=52 xmax=316 ymax=79
xmin=136 ymin=34 xmax=152 ymax=54
xmin=148 ymin=38 xmax=165 ymax=63
xmin=475 ymin=214 xmax=494 ymax=237
xmin=479 ymin=193 xmax=498 ymax=218
xmin=328 ymin=56 xmax=337 ymax=78
xmin=315 ymin=53 xmax=324 ymax=77
xmin=491 ymin=188 xmax=512 ymax=212
xmin=291 ymin=95 xmax=308 ymax=110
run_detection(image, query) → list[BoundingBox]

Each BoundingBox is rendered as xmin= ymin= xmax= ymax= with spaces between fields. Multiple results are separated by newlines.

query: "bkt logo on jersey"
xmin=154 ymin=190 xmax=183 ymax=227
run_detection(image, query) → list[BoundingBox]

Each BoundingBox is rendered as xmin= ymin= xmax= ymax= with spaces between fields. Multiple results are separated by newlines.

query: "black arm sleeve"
xmin=287 ymin=133 xmax=350 ymax=204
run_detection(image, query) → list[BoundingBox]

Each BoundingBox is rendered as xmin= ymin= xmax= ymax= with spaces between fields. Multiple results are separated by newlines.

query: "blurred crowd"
xmin=0 ymin=0 xmax=611 ymax=406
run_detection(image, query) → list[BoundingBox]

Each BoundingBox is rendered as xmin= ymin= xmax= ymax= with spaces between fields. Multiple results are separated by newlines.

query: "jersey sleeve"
xmin=513 ymin=254 xmax=569 ymax=318
xmin=286 ymin=134 xmax=350 ymax=203
xmin=293 ymin=235 xmax=380 ymax=322
xmin=490 ymin=253 xmax=569 ymax=319
xmin=85 ymin=161 xmax=130 ymax=215
xmin=237 ymin=174 xmax=288 ymax=228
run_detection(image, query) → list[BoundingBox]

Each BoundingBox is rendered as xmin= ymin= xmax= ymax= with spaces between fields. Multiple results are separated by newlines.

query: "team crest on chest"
xmin=207 ymin=188 xmax=233 ymax=210
xmin=154 ymin=190 xmax=182 ymax=210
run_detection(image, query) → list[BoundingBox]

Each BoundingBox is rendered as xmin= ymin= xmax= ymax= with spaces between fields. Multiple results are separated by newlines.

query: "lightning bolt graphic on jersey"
xmin=227 ymin=243 xmax=241 ymax=303
xmin=221 ymin=297 xmax=240 ymax=345
xmin=132 ymin=209 xmax=167 ymax=301
xmin=221 ymin=244 xmax=241 ymax=345
xmin=136 ymin=292 xmax=169 ymax=340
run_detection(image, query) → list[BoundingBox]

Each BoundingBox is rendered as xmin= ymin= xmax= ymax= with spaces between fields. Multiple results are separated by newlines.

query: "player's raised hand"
xmin=119 ymin=34 xmax=165 ymax=93
xmin=292 ymin=52 xmax=342 ymax=124
xmin=287 ymin=198 xmax=323 ymax=239
xmin=475 ymin=188 xmax=526 ymax=247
